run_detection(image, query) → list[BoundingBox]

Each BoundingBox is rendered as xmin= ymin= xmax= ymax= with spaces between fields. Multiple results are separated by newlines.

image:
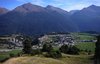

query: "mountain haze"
xmin=0 ymin=3 xmax=100 ymax=35
xmin=71 ymin=5 xmax=100 ymax=33
xmin=0 ymin=3 xmax=78 ymax=35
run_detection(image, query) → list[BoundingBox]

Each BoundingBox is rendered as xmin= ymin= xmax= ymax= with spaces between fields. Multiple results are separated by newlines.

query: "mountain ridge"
xmin=0 ymin=7 xmax=9 ymax=15
xmin=0 ymin=3 xmax=100 ymax=35
xmin=13 ymin=3 xmax=46 ymax=13
xmin=71 ymin=5 xmax=100 ymax=33
xmin=0 ymin=3 xmax=78 ymax=35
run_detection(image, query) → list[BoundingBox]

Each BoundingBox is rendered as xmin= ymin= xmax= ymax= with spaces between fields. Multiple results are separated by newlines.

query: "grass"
xmin=72 ymin=33 xmax=96 ymax=53
xmin=61 ymin=54 xmax=94 ymax=64
xmin=0 ymin=49 xmax=21 ymax=62
xmin=71 ymin=32 xmax=96 ymax=40
xmin=78 ymin=35 xmax=95 ymax=40
xmin=3 ymin=57 xmax=65 ymax=64
xmin=0 ymin=47 xmax=95 ymax=64
xmin=8 ymin=49 xmax=22 ymax=55
xmin=75 ymin=42 xmax=95 ymax=53
xmin=0 ymin=54 xmax=9 ymax=62
xmin=2 ymin=54 xmax=94 ymax=64
xmin=0 ymin=33 xmax=96 ymax=64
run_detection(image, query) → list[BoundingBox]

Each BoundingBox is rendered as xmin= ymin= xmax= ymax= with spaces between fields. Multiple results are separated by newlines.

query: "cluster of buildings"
xmin=39 ymin=33 xmax=75 ymax=48
xmin=0 ymin=34 xmax=24 ymax=49
xmin=0 ymin=33 xmax=76 ymax=49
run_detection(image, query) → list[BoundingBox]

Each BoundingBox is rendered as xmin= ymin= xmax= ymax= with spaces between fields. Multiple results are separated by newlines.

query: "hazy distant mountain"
xmin=0 ymin=3 xmax=78 ymax=35
xmin=71 ymin=5 xmax=100 ymax=33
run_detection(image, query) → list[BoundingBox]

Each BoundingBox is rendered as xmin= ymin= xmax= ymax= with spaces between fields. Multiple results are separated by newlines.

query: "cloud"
xmin=51 ymin=0 xmax=100 ymax=11
xmin=63 ymin=4 xmax=90 ymax=11
xmin=16 ymin=0 xmax=100 ymax=11
xmin=16 ymin=0 xmax=45 ymax=6
xmin=31 ymin=0 xmax=46 ymax=6
xmin=16 ymin=0 xmax=27 ymax=3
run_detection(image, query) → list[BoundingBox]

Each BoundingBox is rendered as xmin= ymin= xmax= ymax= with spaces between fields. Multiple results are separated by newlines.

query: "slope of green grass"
xmin=71 ymin=32 xmax=96 ymax=40
xmin=78 ymin=35 xmax=95 ymax=40
xmin=75 ymin=42 xmax=95 ymax=53
xmin=61 ymin=54 xmax=94 ymax=64
xmin=0 ymin=49 xmax=21 ymax=62
xmin=0 ymin=54 xmax=9 ymax=62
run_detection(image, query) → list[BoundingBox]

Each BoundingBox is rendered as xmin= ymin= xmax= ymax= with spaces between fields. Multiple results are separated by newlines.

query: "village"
xmin=0 ymin=33 xmax=96 ymax=51
xmin=0 ymin=33 xmax=76 ymax=50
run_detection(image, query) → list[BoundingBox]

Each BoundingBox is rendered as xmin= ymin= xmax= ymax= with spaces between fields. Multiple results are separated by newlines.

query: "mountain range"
xmin=0 ymin=3 xmax=100 ymax=35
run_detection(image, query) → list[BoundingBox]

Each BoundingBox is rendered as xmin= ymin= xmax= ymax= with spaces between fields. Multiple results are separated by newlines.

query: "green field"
xmin=78 ymin=35 xmax=96 ymax=40
xmin=71 ymin=33 xmax=96 ymax=53
xmin=0 ymin=49 xmax=21 ymax=62
xmin=61 ymin=54 xmax=94 ymax=64
xmin=75 ymin=42 xmax=95 ymax=53
xmin=0 ymin=54 xmax=9 ymax=62
xmin=71 ymin=33 xmax=96 ymax=40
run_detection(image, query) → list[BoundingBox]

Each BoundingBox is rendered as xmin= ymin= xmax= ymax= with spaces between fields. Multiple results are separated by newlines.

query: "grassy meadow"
xmin=0 ymin=50 xmax=21 ymax=62
xmin=2 ymin=54 xmax=94 ymax=64
xmin=75 ymin=42 xmax=95 ymax=53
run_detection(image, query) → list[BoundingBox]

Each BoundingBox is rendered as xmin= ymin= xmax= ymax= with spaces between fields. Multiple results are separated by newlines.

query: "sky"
xmin=0 ymin=0 xmax=100 ymax=11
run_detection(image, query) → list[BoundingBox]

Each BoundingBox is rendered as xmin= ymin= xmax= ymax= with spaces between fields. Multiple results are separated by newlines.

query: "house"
xmin=0 ymin=34 xmax=24 ymax=48
xmin=39 ymin=33 xmax=75 ymax=47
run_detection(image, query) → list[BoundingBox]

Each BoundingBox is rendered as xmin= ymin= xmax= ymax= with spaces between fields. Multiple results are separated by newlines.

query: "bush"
xmin=9 ymin=52 xmax=22 ymax=57
xmin=88 ymin=50 xmax=92 ymax=55
xmin=44 ymin=49 xmax=62 ymax=59
xmin=60 ymin=44 xmax=80 ymax=55
xmin=31 ymin=49 xmax=42 ymax=56
xmin=9 ymin=53 xmax=15 ymax=57
xmin=42 ymin=43 xmax=62 ymax=59
xmin=84 ymin=49 xmax=88 ymax=52
xmin=42 ymin=43 xmax=53 ymax=52
xmin=67 ymin=46 xmax=80 ymax=55
xmin=60 ymin=44 xmax=68 ymax=54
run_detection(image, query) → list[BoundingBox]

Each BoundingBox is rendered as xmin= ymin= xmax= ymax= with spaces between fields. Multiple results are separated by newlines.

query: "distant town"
xmin=0 ymin=32 xmax=97 ymax=52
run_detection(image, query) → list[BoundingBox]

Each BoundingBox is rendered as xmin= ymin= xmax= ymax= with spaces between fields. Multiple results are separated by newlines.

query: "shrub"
xmin=88 ymin=50 xmax=92 ymax=55
xmin=67 ymin=46 xmax=80 ymax=55
xmin=42 ymin=43 xmax=53 ymax=52
xmin=85 ymin=49 xmax=88 ymax=52
xmin=42 ymin=43 xmax=62 ymax=58
xmin=60 ymin=44 xmax=80 ymax=55
xmin=59 ymin=44 xmax=68 ymax=54
xmin=9 ymin=53 xmax=15 ymax=57
xmin=31 ymin=49 xmax=42 ymax=56
xmin=44 ymin=49 xmax=62 ymax=59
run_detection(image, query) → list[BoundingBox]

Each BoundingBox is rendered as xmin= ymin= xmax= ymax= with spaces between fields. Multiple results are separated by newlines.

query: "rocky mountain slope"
xmin=0 ymin=3 xmax=78 ymax=35
xmin=0 ymin=3 xmax=100 ymax=35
